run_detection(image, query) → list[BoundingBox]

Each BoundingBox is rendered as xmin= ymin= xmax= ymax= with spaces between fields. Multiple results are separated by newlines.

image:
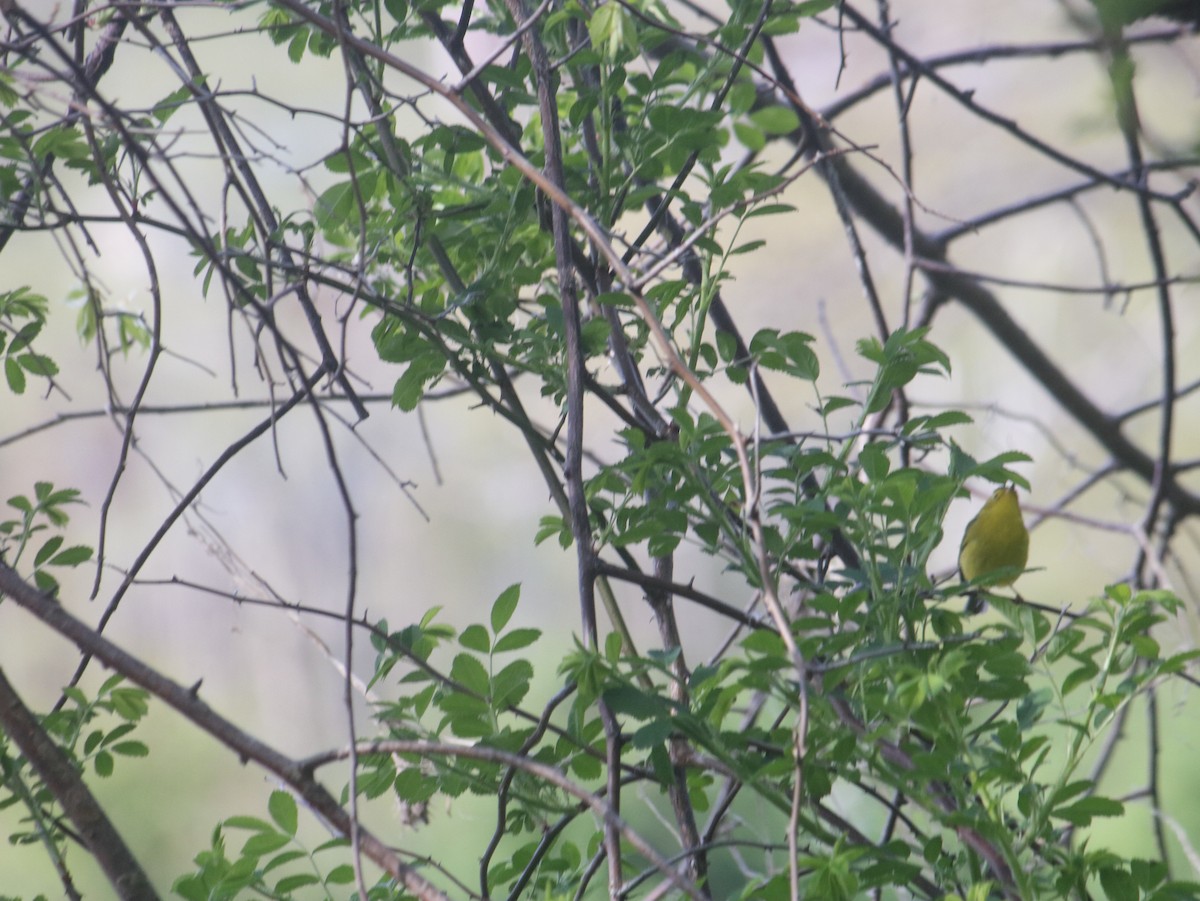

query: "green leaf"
xmin=275 ymin=873 xmax=320 ymax=892
xmin=731 ymin=239 xmax=767 ymax=256
xmin=225 ymin=815 xmax=274 ymax=831
xmin=923 ymin=410 xmax=972 ymax=430
xmin=32 ymin=126 xmax=89 ymax=163
xmin=571 ymin=751 xmax=602 ymax=780
xmin=262 ymin=849 xmax=308 ymax=874
xmin=459 ymin=624 xmax=490 ymax=653
xmin=18 ymin=353 xmax=58 ymax=377
xmin=749 ymin=106 xmax=800 ymax=135
xmin=821 ymin=396 xmax=857 ymax=415
xmin=493 ymin=628 xmax=541 ymax=653
xmin=288 ymin=30 xmax=307 ymax=63
xmin=242 ymin=831 xmax=291 ymax=856
xmin=390 ymin=353 xmax=445 ymax=411
xmin=491 ymin=583 xmax=520 ymax=633
xmin=394 ymin=768 xmax=438 ymax=803
xmin=94 ymin=751 xmax=113 ymax=777
xmin=108 ymin=687 xmax=150 ymax=720
xmin=858 ymin=443 xmax=889 ymax=481
xmin=34 ymin=535 xmax=63 ymax=567
xmin=268 ymin=790 xmax=298 ymax=836
xmin=314 ymin=181 xmax=359 ymax=232
xmin=629 ymin=718 xmax=673 ymax=749
xmin=748 ymin=328 xmax=818 ymax=380
xmin=5 ymin=356 xmax=26 ymax=393
xmin=325 ymin=863 xmax=356 ymax=884
xmin=100 ymin=722 xmax=136 ymax=744
xmin=492 ymin=659 xmax=533 ymax=708
xmin=602 ymin=684 xmax=670 ymax=720
xmin=1062 ymin=661 xmax=1099 ymax=696
xmin=1098 ymin=866 xmax=1137 ymax=901
xmin=33 ymin=569 xmax=59 ymax=593
xmin=734 ymin=122 xmax=765 ymax=152
xmin=450 ymin=653 xmax=489 ymax=695
xmin=0 ymin=71 xmax=18 ymax=107
xmin=1053 ymin=795 xmax=1124 ymax=825
xmin=796 ymin=0 xmax=836 ymax=14
xmin=535 ymin=514 xmax=571 ymax=548
xmin=84 ymin=729 xmax=103 ymax=755
xmin=384 ymin=0 xmax=407 ymax=23
xmin=152 ymin=83 xmax=195 ymax=124
xmin=49 ymin=545 xmax=93 ymax=567
xmin=589 ymin=1 xmax=637 ymax=61
xmin=8 ymin=321 xmax=40 ymax=355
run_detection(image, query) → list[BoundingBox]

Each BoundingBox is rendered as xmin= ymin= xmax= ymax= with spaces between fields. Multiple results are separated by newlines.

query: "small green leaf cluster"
xmin=53 ymin=675 xmax=150 ymax=780
xmin=1 ymin=482 xmax=93 ymax=595
xmin=66 ymin=284 xmax=151 ymax=355
xmin=364 ymin=586 xmax=629 ymax=896
xmin=367 ymin=584 xmax=561 ymax=785
xmin=0 ymin=676 xmax=148 ymax=848
xmin=173 ymin=791 xmax=371 ymax=901
xmin=0 ymin=288 xmax=57 ymax=395
xmin=235 ymin=0 xmax=818 ymax=416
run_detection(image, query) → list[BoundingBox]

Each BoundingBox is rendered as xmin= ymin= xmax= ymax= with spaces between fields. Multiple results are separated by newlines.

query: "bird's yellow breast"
xmin=958 ymin=486 xmax=1029 ymax=586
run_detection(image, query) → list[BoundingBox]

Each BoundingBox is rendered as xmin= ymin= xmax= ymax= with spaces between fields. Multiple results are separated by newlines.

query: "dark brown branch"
xmin=0 ymin=669 xmax=154 ymax=900
xmin=756 ymin=36 xmax=1200 ymax=517
xmin=0 ymin=562 xmax=452 ymax=901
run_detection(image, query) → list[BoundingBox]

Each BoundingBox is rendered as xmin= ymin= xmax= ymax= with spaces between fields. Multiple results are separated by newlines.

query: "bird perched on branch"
xmin=958 ymin=484 xmax=1029 ymax=614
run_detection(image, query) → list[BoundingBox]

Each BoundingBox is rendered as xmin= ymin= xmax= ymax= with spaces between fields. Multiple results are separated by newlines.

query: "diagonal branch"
xmin=0 ymin=563 xmax=452 ymax=901
xmin=0 ymin=669 xmax=156 ymax=901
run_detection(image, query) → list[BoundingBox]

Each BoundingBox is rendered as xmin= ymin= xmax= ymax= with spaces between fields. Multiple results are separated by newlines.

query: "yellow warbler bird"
xmin=958 ymin=483 xmax=1029 ymax=612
